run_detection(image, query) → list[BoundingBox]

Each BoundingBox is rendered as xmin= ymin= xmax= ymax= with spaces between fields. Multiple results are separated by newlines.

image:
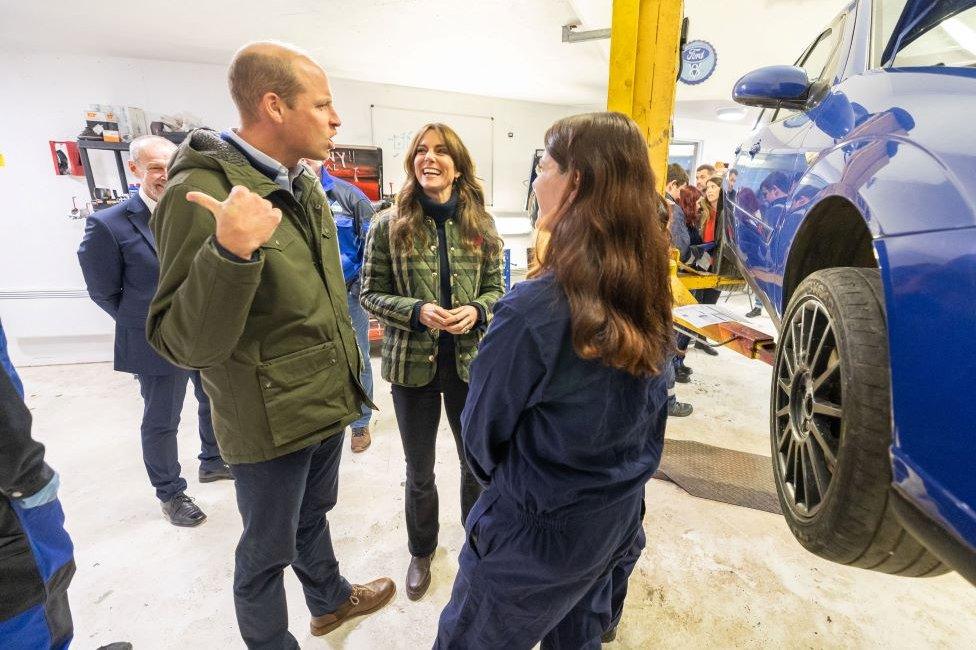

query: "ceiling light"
xmin=716 ymin=107 xmax=747 ymax=122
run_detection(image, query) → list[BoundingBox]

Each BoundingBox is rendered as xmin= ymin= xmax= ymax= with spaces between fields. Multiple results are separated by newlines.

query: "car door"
xmin=729 ymin=20 xmax=848 ymax=315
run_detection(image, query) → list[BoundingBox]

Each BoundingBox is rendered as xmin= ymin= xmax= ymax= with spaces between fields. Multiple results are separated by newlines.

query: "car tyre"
xmin=771 ymin=267 xmax=946 ymax=577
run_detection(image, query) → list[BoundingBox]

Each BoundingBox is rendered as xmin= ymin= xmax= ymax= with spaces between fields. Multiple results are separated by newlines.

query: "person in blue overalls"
xmin=0 ymin=318 xmax=75 ymax=649
xmin=435 ymin=111 xmax=674 ymax=648
xmin=304 ymin=158 xmax=376 ymax=452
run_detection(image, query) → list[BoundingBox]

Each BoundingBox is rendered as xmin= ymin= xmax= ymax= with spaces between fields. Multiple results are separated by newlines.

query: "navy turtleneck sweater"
xmin=410 ymin=189 xmax=486 ymax=342
xmin=418 ymin=190 xmax=457 ymax=327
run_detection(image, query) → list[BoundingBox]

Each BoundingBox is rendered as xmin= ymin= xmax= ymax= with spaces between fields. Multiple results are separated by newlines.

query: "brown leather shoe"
xmin=406 ymin=553 xmax=433 ymax=601
xmin=309 ymin=578 xmax=395 ymax=636
xmin=351 ymin=426 xmax=371 ymax=453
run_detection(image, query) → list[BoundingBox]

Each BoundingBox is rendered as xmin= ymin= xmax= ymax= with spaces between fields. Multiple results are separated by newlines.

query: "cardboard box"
xmin=81 ymin=109 xmax=120 ymax=142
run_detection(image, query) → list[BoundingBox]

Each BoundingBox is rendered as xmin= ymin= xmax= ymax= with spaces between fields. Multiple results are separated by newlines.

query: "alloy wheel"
xmin=773 ymin=298 xmax=843 ymax=519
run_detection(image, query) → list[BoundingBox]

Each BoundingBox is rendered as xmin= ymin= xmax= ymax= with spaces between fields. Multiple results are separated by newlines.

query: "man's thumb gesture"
xmin=186 ymin=185 xmax=282 ymax=260
xmin=186 ymin=189 xmax=225 ymax=215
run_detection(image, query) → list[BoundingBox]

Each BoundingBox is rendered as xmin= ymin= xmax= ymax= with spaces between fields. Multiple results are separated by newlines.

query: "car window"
xmin=892 ymin=6 xmax=976 ymax=67
xmin=801 ymin=27 xmax=839 ymax=81
xmin=771 ymin=21 xmax=844 ymax=122
xmin=873 ymin=0 xmax=911 ymax=65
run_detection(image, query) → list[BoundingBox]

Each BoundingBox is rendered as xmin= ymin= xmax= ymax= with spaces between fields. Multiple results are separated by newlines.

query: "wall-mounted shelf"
xmin=75 ymin=132 xmax=187 ymax=210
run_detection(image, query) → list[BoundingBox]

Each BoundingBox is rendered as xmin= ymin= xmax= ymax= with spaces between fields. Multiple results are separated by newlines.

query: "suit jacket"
xmin=77 ymin=194 xmax=178 ymax=375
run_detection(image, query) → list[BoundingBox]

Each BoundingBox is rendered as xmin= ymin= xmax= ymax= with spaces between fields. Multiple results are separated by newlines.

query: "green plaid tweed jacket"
xmin=361 ymin=210 xmax=504 ymax=387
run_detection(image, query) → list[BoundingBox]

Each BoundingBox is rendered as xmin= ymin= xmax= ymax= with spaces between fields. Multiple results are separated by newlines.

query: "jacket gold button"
xmin=428 ymin=355 xmax=435 ymax=362
xmin=430 ymin=245 xmax=436 ymax=251
xmin=432 ymin=271 xmax=438 ymax=276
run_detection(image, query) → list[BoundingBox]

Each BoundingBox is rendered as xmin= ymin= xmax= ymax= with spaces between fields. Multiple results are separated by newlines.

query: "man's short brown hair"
xmin=228 ymin=42 xmax=307 ymax=124
xmin=667 ymin=163 xmax=689 ymax=186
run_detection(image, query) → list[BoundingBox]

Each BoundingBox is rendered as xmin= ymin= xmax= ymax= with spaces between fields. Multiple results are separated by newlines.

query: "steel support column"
xmin=607 ymin=0 xmax=684 ymax=191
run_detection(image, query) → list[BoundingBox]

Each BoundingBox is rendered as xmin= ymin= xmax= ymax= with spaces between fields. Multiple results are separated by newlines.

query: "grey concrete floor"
xmin=17 ymin=295 xmax=976 ymax=648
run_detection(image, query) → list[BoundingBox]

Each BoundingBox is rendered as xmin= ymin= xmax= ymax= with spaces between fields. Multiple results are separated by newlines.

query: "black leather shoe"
xmin=602 ymin=626 xmax=617 ymax=643
xmin=675 ymin=366 xmax=692 ymax=383
xmin=668 ymin=400 xmax=694 ymax=417
xmin=695 ymin=341 xmax=719 ymax=356
xmin=161 ymin=493 xmax=206 ymax=527
xmin=406 ymin=553 xmax=433 ymax=601
xmin=199 ymin=462 xmax=234 ymax=483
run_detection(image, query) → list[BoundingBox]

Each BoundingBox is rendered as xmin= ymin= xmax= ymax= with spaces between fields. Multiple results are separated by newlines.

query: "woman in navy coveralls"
xmin=435 ymin=112 xmax=674 ymax=649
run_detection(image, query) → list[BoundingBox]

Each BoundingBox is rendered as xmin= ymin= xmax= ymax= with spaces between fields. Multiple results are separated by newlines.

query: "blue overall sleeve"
xmin=461 ymin=299 xmax=546 ymax=486
xmin=352 ymin=193 xmax=375 ymax=245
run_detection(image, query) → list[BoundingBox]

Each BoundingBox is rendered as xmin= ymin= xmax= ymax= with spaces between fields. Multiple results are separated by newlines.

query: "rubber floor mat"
xmin=653 ymin=439 xmax=782 ymax=515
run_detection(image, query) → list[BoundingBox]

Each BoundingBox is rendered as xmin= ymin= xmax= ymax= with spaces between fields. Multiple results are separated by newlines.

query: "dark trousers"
xmin=136 ymin=370 xmax=221 ymax=502
xmin=230 ymin=433 xmax=352 ymax=650
xmin=608 ymin=500 xmax=647 ymax=632
xmin=391 ymin=347 xmax=482 ymax=557
xmin=435 ymin=490 xmax=645 ymax=649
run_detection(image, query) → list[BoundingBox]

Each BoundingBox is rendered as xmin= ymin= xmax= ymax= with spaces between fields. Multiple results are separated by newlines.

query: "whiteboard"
xmin=370 ymin=105 xmax=494 ymax=205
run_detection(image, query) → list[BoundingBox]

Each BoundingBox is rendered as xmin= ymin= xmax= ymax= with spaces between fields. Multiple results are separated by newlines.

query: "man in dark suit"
xmin=77 ymin=135 xmax=231 ymax=528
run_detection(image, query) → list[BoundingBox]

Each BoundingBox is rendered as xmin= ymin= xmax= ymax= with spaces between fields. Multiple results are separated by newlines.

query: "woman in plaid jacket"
xmin=360 ymin=123 xmax=504 ymax=601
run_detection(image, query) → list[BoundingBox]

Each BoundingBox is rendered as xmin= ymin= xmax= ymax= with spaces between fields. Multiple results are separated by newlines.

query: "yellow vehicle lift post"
xmin=607 ymin=0 xmax=774 ymax=364
xmin=607 ymin=0 xmax=683 ymax=191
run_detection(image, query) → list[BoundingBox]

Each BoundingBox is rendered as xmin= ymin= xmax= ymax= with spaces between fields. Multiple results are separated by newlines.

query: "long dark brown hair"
xmin=389 ymin=123 xmax=501 ymax=257
xmin=530 ymin=112 xmax=673 ymax=376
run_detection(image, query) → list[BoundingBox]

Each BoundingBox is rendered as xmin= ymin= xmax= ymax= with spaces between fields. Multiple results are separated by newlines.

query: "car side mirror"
xmin=733 ymin=65 xmax=811 ymax=110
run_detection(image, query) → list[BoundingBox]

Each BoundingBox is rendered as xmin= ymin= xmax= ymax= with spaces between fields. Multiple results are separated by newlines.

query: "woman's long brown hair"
xmin=389 ymin=123 xmax=501 ymax=257
xmin=678 ymin=185 xmax=702 ymax=229
xmin=531 ymin=112 xmax=673 ymax=376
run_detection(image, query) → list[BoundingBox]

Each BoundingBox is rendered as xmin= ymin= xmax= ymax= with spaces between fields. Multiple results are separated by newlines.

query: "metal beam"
xmin=562 ymin=24 xmax=611 ymax=43
xmin=607 ymin=0 xmax=684 ymax=191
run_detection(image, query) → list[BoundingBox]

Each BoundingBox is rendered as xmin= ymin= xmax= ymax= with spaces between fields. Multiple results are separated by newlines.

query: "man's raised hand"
xmin=186 ymin=185 xmax=282 ymax=260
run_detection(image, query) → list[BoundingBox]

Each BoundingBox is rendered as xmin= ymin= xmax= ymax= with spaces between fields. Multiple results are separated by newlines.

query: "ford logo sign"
xmin=680 ymin=40 xmax=718 ymax=85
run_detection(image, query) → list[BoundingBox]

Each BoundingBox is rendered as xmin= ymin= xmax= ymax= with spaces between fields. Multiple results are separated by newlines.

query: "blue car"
xmin=728 ymin=0 xmax=976 ymax=583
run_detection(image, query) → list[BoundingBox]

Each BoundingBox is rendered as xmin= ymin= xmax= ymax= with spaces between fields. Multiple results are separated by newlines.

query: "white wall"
xmin=673 ymin=115 xmax=756 ymax=171
xmin=0 ymin=51 xmax=578 ymax=366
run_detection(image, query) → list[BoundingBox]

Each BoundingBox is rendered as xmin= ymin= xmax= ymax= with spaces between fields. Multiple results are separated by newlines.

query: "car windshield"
xmin=879 ymin=0 xmax=976 ymax=67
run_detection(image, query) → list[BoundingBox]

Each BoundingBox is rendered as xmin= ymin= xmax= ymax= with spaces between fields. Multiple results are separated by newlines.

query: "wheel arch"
xmin=781 ymin=196 xmax=877 ymax=311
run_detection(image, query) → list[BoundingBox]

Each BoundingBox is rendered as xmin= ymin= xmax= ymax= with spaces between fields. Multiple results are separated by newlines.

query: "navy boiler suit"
xmin=435 ymin=273 xmax=668 ymax=649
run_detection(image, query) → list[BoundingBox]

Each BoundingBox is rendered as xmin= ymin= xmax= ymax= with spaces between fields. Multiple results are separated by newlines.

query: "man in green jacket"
xmin=147 ymin=41 xmax=393 ymax=647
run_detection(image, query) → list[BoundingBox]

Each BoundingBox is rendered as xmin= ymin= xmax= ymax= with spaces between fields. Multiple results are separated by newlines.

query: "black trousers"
xmin=391 ymin=347 xmax=482 ymax=557
xmin=230 ymin=432 xmax=352 ymax=650
xmin=135 ymin=370 xmax=222 ymax=502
